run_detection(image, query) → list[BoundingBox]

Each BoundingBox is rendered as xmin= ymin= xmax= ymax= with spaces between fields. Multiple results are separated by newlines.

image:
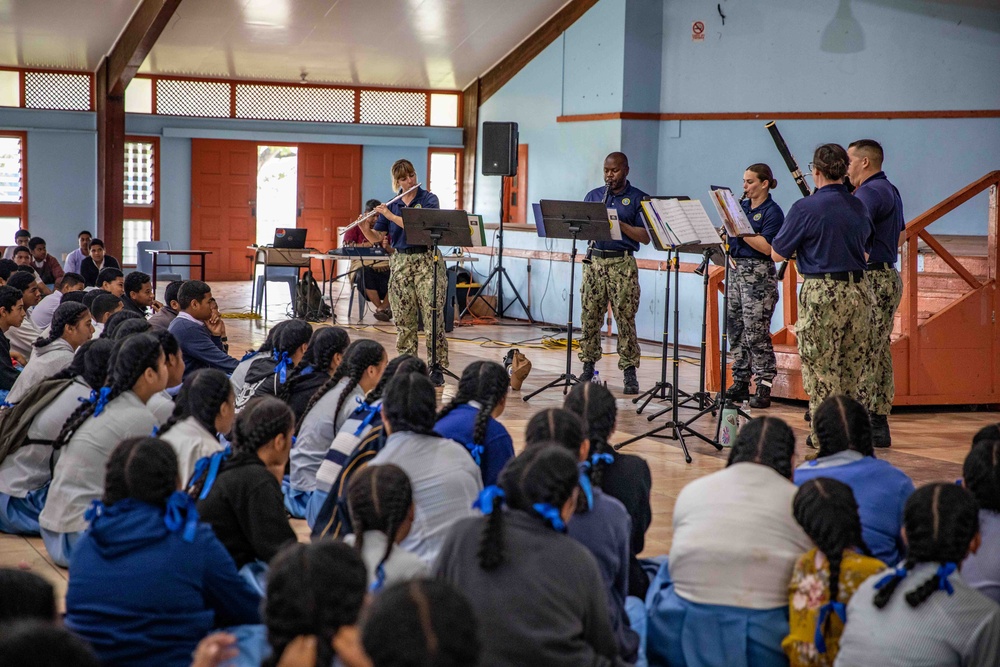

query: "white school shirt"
xmin=5 ymin=317 xmax=46 ymax=361
xmin=160 ymin=416 xmax=224 ymax=487
xmin=0 ymin=378 xmax=91 ymax=498
xmin=370 ymin=431 xmax=483 ymax=566
xmin=289 ymin=377 xmax=365 ymax=493
xmin=6 ymin=338 xmax=75 ymax=404
xmin=63 ymin=248 xmax=86 ymax=274
xmin=39 ymin=390 xmax=159 ymax=534
xmin=669 ymin=462 xmax=812 ymax=609
xmin=343 ymin=531 xmax=429 ymax=589
xmin=230 ymin=351 xmax=267 ymax=394
xmin=30 ymin=291 xmax=63 ymax=330
xmin=146 ymin=390 xmax=174 ymax=425
xmin=91 ymin=322 xmax=104 ymax=340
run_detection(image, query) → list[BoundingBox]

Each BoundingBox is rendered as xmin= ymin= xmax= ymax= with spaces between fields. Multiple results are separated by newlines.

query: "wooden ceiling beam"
xmin=107 ymin=0 xmax=183 ymax=95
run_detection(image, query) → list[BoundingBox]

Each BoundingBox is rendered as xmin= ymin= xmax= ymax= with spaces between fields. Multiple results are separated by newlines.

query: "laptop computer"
xmin=273 ymin=228 xmax=307 ymax=249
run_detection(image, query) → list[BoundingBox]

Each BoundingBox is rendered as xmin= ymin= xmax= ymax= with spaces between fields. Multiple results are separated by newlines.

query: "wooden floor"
xmin=3 ymin=279 xmax=997 ymax=610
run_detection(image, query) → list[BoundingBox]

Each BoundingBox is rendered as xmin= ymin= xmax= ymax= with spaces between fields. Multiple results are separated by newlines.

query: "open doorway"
xmin=256 ymin=146 xmax=299 ymax=245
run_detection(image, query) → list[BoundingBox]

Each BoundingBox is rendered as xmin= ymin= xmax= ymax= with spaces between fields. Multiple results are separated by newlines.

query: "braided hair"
xmin=148 ymin=328 xmax=180 ymax=362
xmin=564 ymin=381 xmax=617 ymax=486
xmin=525 ymin=408 xmax=590 ymax=513
xmin=277 ymin=326 xmax=350 ymax=403
xmin=814 ymin=395 xmax=874 ymax=458
xmin=33 ymin=302 xmax=89 ymax=348
xmin=793 ymin=478 xmax=870 ymax=647
xmin=347 ymin=464 xmax=413 ymax=589
xmin=382 ymin=372 xmax=436 ymax=437
xmin=478 ymin=444 xmax=580 ymax=571
xmin=873 ymin=483 xmax=980 ymax=609
xmin=361 ymin=579 xmax=480 ymax=667
xmin=54 ymin=333 xmax=164 ymax=448
xmin=102 ymin=437 xmax=180 ymax=507
xmin=367 ymin=355 xmax=427 ymax=404
xmin=436 ymin=361 xmax=509 ymax=448
xmin=232 ymin=397 xmax=295 ymax=455
xmin=157 ymin=369 xmax=233 ymax=438
xmin=727 ymin=416 xmax=796 ymax=480
xmin=263 ymin=541 xmax=367 ymax=667
xmin=272 ymin=319 xmax=313 ymax=363
xmin=963 ymin=424 xmax=1000 ymax=512
xmin=100 ymin=310 xmax=143 ymax=339
xmin=301 ymin=339 xmax=386 ymax=427
xmin=47 ymin=338 xmax=115 ymax=389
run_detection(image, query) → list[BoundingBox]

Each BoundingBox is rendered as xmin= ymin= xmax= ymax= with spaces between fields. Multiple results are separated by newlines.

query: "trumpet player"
xmin=579 ymin=152 xmax=649 ymax=394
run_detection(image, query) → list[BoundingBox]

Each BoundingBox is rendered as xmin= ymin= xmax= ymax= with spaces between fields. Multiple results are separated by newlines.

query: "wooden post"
xmin=461 ymin=80 xmax=479 ymax=214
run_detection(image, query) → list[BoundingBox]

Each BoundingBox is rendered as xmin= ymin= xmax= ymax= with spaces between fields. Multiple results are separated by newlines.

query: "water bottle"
xmin=719 ymin=401 xmax=740 ymax=448
xmin=591 ymin=370 xmax=601 ymax=384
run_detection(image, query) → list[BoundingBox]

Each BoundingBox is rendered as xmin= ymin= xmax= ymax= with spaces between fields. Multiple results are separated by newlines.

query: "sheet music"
xmin=709 ymin=188 xmax=755 ymax=237
xmin=642 ymin=200 xmax=680 ymax=248
xmin=467 ymin=215 xmax=487 ymax=247
xmin=606 ymin=208 xmax=623 ymax=241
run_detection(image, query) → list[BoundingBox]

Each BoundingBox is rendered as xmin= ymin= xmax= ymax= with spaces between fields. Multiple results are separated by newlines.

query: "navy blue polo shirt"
xmin=771 ymin=184 xmax=873 ymax=274
xmin=373 ymin=187 xmax=440 ymax=250
xmin=731 ymin=195 xmax=785 ymax=260
xmin=853 ymin=172 xmax=904 ymax=265
xmin=584 ymin=181 xmax=649 ymax=252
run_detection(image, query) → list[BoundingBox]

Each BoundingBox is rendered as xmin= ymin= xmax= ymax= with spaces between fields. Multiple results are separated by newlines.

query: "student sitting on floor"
xmin=0 ymin=285 xmax=25 ymax=393
xmin=0 ymin=258 xmax=19 ymax=285
xmin=6 ymin=302 xmax=93 ymax=404
xmin=0 ymin=339 xmax=113 ymax=536
xmin=261 ymin=541 xmax=368 ymax=667
xmin=27 ymin=237 xmax=64 ymax=288
xmin=362 ymin=579 xmax=480 ymax=667
xmin=794 ymin=395 xmax=914 ymax=567
xmin=235 ymin=319 xmax=311 ymax=411
xmin=30 ymin=272 xmax=85 ymax=330
xmin=62 ymin=230 xmax=91 ymax=274
xmin=256 ymin=326 xmax=350 ymax=422
xmin=0 ymin=569 xmax=57 ymax=623
xmin=230 ymin=326 xmax=279 ymax=395
xmin=286 ymin=339 xmax=387 ymax=518
xmin=101 ymin=310 xmax=146 ymax=340
xmin=95 ymin=266 xmax=124 ymax=297
xmin=526 ymin=407 xmax=640 ymax=665
xmin=65 ymin=437 xmax=261 ymax=667
xmin=195 ymin=397 xmax=297 ymax=595
xmin=344 ymin=463 xmax=427 ymax=591
xmin=12 ymin=248 xmax=51 ymax=296
xmin=38 ymin=333 xmax=168 ymax=566
xmin=121 ymin=270 xmax=161 ymax=317
xmin=87 ymin=291 xmax=122 ymax=339
xmin=565 ymin=381 xmax=654 ymax=600
xmin=960 ymin=424 xmax=1000 ymax=604
xmin=169 ymin=280 xmax=239 ymax=378
xmin=149 ymin=280 xmax=184 ymax=330
xmin=783 ymin=478 xmax=885 ymax=667
xmin=436 ymin=443 xmax=619 ymax=667
xmin=4 ymin=271 xmax=45 ymax=361
xmin=370 ymin=371 xmax=481 ymax=566
xmin=2 ymin=229 xmax=30 ymax=260
xmin=837 ymin=483 xmax=1000 ymax=666
xmin=145 ymin=329 xmax=185 ymax=421
xmin=434 ymin=360 xmax=514 ymax=487
xmin=80 ymin=238 xmax=121 ymax=288
xmin=0 ymin=621 xmax=100 ymax=667
xmin=158 ymin=369 xmax=234 ymax=485
xmin=647 ymin=416 xmax=812 ymax=667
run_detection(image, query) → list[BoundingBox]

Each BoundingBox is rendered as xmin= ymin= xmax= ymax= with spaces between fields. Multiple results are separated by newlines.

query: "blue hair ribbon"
xmin=187 ymin=447 xmax=231 ymax=500
xmin=0 ymin=400 xmax=13 ymax=409
xmin=164 ymin=491 xmax=200 ymax=543
xmin=300 ymin=365 xmax=314 ymax=377
xmin=473 ymin=485 xmax=505 ymax=514
xmin=464 ymin=442 xmax=484 ymax=466
xmin=352 ymin=400 xmax=382 ymax=436
xmin=239 ymin=350 xmax=258 ymax=362
xmin=532 ymin=502 xmax=566 ymax=532
xmin=814 ymin=600 xmax=847 ymax=654
xmin=874 ymin=565 xmax=909 ymax=590
xmin=151 ymin=426 xmax=160 ymax=436
xmin=84 ymin=498 xmax=104 ymax=523
xmin=369 ymin=563 xmax=387 ymax=593
xmin=273 ymin=350 xmax=293 ymax=384
xmin=578 ymin=452 xmax=614 ymax=510
xmin=92 ymin=386 xmax=113 ymax=417
xmin=936 ymin=562 xmax=957 ymax=595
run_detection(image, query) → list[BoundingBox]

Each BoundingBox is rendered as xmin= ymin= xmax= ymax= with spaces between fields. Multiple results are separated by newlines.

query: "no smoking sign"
xmin=692 ymin=21 xmax=705 ymax=42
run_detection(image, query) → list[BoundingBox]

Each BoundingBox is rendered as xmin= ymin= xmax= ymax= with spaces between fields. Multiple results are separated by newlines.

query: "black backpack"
xmin=295 ymin=270 xmax=331 ymax=321
xmin=0 ymin=378 xmax=77 ymax=466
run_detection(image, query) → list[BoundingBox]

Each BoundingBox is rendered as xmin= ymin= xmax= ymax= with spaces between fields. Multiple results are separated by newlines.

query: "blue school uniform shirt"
xmin=794 ymin=451 xmax=914 ymax=566
xmin=373 ymin=186 xmax=440 ymax=250
xmin=584 ymin=180 xmax=648 ymax=253
xmin=66 ymin=499 xmax=261 ymax=667
xmin=434 ymin=403 xmax=514 ymax=486
xmin=731 ymin=195 xmax=784 ymax=260
xmin=853 ymin=171 xmax=904 ymax=265
xmin=770 ymin=183 xmax=873 ymax=274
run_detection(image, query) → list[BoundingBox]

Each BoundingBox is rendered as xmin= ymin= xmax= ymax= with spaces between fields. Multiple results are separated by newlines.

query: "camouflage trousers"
xmin=579 ymin=254 xmax=641 ymax=370
xmin=728 ymin=258 xmax=779 ymax=384
xmin=856 ymin=267 xmax=902 ymax=416
xmin=388 ymin=250 xmax=448 ymax=368
xmin=797 ymin=276 xmax=874 ymax=421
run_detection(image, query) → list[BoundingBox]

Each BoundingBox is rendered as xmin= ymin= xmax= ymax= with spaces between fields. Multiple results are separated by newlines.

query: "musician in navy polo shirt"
xmin=848 ymin=139 xmax=905 ymax=448
xmin=771 ymin=144 xmax=874 ymax=447
xmin=579 ymin=152 xmax=650 ymax=395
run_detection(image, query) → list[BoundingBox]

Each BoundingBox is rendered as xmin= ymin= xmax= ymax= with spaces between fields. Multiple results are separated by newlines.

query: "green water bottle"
xmin=720 ymin=401 xmax=740 ymax=448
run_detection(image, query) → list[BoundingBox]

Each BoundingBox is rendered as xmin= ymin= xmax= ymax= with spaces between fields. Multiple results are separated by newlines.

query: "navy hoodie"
xmin=66 ymin=498 xmax=261 ymax=667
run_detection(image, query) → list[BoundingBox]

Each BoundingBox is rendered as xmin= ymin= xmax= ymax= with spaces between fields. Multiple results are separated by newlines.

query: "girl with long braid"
xmin=158 ymin=369 xmax=235 ymax=485
xmin=837 ymin=483 xmax=1000 ymax=665
xmin=196 ymin=397 xmax=297 ymax=591
xmin=286 ymin=339 xmax=386 ymax=519
xmin=5 ymin=301 xmax=93 ymax=404
xmin=434 ymin=361 xmax=513 ymax=486
xmin=344 ymin=463 xmax=427 ymax=592
xmin=256 ymin=326 xmax=350 ymax=422
xmin=783 ymin=478 xmax=884 ymax=666
xmin=0 ymin=339 xmax=114 ymax=536
xmin=38 ymin=333 xmax=169 ymax=566
xmin=370 ymin=372 xmax=481 ymax=565
xmin=436 ymin=444 xmax=619 ymax=667
xmin=65 ymin=437 xmax=261 ymax=666
xmin=235 ymin=318 xmax=311 ymax=412
xmin=229 ymin=322 xmax=281 ymax=394
xmin=145 ymin=328 xmax=186 ymax=423
xmin=961 ymin=424 xmax=1000 ymax=603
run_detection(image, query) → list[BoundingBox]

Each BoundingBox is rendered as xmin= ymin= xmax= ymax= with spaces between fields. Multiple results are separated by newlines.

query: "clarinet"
xmin=583 ymin=182 xmax=612 ymax=265
xmin=765 ymin=122 xmax=810 ymax=280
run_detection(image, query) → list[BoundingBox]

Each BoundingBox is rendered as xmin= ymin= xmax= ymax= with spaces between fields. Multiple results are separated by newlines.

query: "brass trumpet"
xmin=338 ymin=183 xmax=422 ymax=235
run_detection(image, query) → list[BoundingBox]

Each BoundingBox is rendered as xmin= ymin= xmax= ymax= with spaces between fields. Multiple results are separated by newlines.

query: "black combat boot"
xmin=580 ymin=361 xmax=595 ymax=383
xmin=749 ymin=381 xmax=772 ymax=409
xmin=725 ymin=380 xmax=750 ymax=402
xmin=623 ymin=367 xmax=639 ymax=395
xmin=871 ymin=413 xmax=892 ymax=448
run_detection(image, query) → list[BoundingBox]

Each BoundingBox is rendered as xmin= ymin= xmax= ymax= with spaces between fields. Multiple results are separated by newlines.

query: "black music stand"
xmin=523 ymin=200 xmax=611 ymax=401
xmin=402 ymin=208 xmax=473 ymax=382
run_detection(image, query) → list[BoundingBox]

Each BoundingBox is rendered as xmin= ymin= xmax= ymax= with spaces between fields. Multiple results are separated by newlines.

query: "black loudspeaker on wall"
xmin=482 ymin=121 xmax=518 ymax=177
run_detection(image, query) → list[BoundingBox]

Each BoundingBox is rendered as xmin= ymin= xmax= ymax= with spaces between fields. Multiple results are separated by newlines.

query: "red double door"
xmin=191 ymin=140 xmax=361 ymax=280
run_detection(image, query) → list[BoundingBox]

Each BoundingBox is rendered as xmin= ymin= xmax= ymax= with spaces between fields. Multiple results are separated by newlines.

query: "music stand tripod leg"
xmin=429 ymin=237 xmax=459 ymax=382
xmin=633 ymin=249 xmax=675 ymax=414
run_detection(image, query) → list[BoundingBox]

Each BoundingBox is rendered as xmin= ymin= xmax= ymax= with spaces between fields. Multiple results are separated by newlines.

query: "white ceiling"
xmin=0 ymin=0 xmax=570 ymax=91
